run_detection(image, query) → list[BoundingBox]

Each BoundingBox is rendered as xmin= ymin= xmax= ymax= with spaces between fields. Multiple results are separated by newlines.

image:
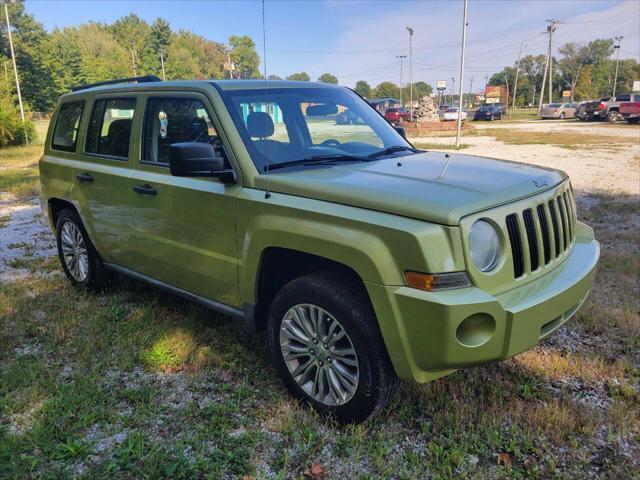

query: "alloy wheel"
xmin=60 ymin=221 xmax=89 ymax=282
xmin=279 ymin=303 xmax=359 ymax=406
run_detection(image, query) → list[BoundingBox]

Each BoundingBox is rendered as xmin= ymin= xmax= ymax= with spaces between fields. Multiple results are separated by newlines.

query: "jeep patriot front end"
xmin=39 ymin=78 xmax=599 ymax=422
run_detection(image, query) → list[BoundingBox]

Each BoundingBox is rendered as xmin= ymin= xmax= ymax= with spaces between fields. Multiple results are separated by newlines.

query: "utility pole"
xmin=545 ymin=19 xmax=561 ymax=104
xmin=538 ymin=27 xmax=552 ymax=114
xmin=225 ymin=45 xmax=234 ymax=79
xmin=468 ymin=75 xmax=474 ymax=108
xmin=396 ymin=55 xmax=406 ymax=106
xmin=512 ymin=41 xmax=524 ymax=112
xmin=130 ymin=47 xmax=138 ymax=77
xmin=455 ymin=0 xmax=468 ymax=148
xmin=613 ymin=36 xmax=623 ymax=97
xmin=159 ymin=50 xmax=166 ymax=81
xmin=4 ymin=1 xmax=26 ymax=143
xmin=407 ymin=27 xmax=414 ymax=120
xmin=451 ymin=77 xmax=455 ymax=105
xmin=484 ymin=73 xmax=488 ymax=98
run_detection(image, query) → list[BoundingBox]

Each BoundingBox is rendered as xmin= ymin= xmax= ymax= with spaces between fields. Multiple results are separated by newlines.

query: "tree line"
xmin=488 ymin=38 xmax=639 ymax=104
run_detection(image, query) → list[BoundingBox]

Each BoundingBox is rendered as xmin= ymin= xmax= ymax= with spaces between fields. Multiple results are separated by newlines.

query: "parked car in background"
xmin=383 ymin=107 xmax=412 ymax=123
xmin=38 ymin=76 xmax=599 ymax=423
xmin=336 ymin=109 xmax=363 ymax=125
xmin=473 ymin=105 xmax=503 ymax=121
xmin=540 ymin=103 xmax=578 ymax=119
xmin=619 ymin=101 xmax=640 ymax=124
xmin=441 ymin=107 xmax=467 ymax=121
xmin=582 ymin=94 xmax=639 ymax=122
xmin=493 ymin=103 xmax=506 ymax=115
xmin=438 ymin=104 xmax=450 ymax=112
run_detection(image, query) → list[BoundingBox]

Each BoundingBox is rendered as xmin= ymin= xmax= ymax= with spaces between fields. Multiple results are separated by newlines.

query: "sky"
xmin=25 ymin=0 xmax=640 ymax=92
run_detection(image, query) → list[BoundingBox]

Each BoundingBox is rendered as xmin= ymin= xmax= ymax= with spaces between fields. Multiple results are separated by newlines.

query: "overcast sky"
xmin=26 ymin=0 xmax=640 ymax=91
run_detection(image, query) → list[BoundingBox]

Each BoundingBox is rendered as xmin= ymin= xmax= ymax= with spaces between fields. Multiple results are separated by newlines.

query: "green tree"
xmin=318 ymin=73 xmax=338 ymax=84
xmin=110 ymin=14 xmax=151 ymax=76
xmin=371 ymin=81 xmax=400 ymax=99
xmin=354 ymin=80 xmax=371 ymax=97
xmin=229 ymin=35 xmax=260 ymax=79
xmin=267 ymin=74 xmax=282 ymax=80
xmin=0 ymin=0 xmax=55 ymax=110
xmin=76 ymin=23 xmax=130 ymax=83
xmin=286 ymin=72 xmax=310 ymax=81
xmin=408 ymin=81 xmax=433 ymax=99
xmin=558 ymin=42 xmax=590 ymax=100
xmin=141 ymin=18 xmax=172 ymax=76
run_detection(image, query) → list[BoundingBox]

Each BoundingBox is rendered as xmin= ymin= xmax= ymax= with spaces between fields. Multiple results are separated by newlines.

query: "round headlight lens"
xmin=469 ymin=220 xmax=500 ymax=272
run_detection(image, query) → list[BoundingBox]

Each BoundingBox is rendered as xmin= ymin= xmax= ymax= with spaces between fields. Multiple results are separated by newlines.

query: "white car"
xmin=441 ymin=107 xmax=467 ymax=121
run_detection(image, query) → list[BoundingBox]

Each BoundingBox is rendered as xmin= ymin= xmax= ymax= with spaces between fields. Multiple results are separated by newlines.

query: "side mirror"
xmin=394 ymin=126 xmax=407 ymax=139
xmin=169 ymin=142 xmax=236 ymax=183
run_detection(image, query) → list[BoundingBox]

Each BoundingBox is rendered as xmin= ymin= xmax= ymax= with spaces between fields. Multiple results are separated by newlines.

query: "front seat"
xmin=105 ymin=119 xmax=132 ymax=158
xmin=245 ymin=111 xmax=290 ymax=160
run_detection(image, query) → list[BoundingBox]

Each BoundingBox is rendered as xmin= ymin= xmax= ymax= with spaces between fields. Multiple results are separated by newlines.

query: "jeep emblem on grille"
xmin=533 ymin=179 xmax=549 ymax=188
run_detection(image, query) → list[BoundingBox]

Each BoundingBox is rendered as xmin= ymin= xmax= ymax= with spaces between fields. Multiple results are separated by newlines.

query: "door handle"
xmin=133 ymin=184 xmax=157 ymax=196
xmin=76 ymin=172 xmax=93 ymax=183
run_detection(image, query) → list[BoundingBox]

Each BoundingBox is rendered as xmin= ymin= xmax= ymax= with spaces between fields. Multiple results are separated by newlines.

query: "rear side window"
xmin=616 ymin=94 xmax=630 ymax=102
xmin=51 ymin=101 xmax=84 ymax=152
xmin=142 ymin=97 xmax=222 ymax=164
xmin=86 ymin=98 xmax=136 ymax=159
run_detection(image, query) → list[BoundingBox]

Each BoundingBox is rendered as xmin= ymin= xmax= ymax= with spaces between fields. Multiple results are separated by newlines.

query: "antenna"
xmin=262 ymin=0 xmax=271 ymax=199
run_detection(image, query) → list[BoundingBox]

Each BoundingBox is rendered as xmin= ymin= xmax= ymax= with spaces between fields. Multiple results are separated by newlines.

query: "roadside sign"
xmin=436 ymin=80 xmax=447 ymax=90
xmin=429 ymin=93 xmax=436 ymax=97
xmin=633 ymin=80 xmax=640 ymax=92
xmin=485 ymin=86 xmax=501 ymax=98
xmin=562 ymin=90 xmax=571 ymax=98
xmin=485 ymin=97 xmax=499 ymax=104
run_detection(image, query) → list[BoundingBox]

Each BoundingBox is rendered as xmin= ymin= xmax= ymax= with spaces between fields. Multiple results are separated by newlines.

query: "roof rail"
xmin=71 ymin=75 xmax=162 ymax=92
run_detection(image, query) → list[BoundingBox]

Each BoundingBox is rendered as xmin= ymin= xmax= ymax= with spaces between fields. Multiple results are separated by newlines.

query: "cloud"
xmin=308 ymin=0 xmax=639 ymax=88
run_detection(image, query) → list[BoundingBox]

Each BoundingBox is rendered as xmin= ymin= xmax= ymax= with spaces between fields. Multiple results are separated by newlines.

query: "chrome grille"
xmin=505 ymin=185 xmax=576 ymax=278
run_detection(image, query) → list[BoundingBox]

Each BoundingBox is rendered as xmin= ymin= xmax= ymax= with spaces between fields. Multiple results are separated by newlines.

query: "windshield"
xmin=219 ymin=86 xmax=411 ymax=171
xmin=478 ymin=106 xmax=492 ymax=112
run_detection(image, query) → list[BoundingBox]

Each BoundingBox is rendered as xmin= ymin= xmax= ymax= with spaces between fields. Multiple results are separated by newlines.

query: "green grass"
xmin=0 ymin=145 xmax=638 ymax=478
xmin=0 ymin=145 xmax=44 ymax=200
xmin=413 ymin=142 xmax=470 ymax=151
xmin=471 ymin=128 xmax=633 ymax=150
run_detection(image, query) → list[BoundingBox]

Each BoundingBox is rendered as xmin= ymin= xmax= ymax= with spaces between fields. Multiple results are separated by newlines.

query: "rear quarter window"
xmin=51 ymin=101 xmax=84 ymax=152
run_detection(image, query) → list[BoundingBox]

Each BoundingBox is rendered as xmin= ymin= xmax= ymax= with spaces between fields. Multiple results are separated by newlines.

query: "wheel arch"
xmin=48 ymin=197 xmax=77 ymax=232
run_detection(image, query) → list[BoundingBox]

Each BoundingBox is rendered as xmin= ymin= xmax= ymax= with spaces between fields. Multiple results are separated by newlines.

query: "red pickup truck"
xmin=619 ymin=101 xmax=640 ymax=124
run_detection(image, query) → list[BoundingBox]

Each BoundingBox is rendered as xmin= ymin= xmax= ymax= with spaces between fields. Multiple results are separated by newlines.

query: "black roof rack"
xmin=71 ymin=75 xmax=162 ymax=92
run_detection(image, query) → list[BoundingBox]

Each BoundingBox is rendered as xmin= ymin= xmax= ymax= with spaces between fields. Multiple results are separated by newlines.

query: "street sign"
xmin=562 ymin=90 xmax=571 ymax=98
xmin=633 ymin=80 xmax=640 ymax=92
xmin=436 ymin=80 xmax=446 ymax=90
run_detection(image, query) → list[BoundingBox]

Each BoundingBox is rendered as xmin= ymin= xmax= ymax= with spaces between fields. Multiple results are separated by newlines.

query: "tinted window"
xmin=142 ymin=98 xmax=222 ymax=164
xmin=86 ymin=98 xmax=136 ymax=158
xmin=51 ymin=101 xmax=84 ymax=152
xmin=616 ymin=94 xmax=630 ymax=102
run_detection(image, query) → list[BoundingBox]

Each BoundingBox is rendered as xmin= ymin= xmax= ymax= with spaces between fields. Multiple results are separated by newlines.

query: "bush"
xmin=0 ymin=97 xmax=36 ymax=147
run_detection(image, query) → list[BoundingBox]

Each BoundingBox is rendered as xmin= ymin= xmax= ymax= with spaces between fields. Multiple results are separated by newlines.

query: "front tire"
xmin=55 ymin=209 xmax=107 ymax=290
xmin=267 ymin=271 xmax=399 ymax=423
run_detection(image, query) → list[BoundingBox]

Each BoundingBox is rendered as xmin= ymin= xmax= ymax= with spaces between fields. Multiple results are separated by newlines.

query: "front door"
xmin=127 ymin=93 xmax=242 ymax=307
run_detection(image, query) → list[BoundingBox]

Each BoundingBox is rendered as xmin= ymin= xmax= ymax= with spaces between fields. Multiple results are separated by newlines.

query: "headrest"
xmin=246 ymin=111 xmax=274 ymax=138
xmin=108 ymin=118 xmax=132 ymax=137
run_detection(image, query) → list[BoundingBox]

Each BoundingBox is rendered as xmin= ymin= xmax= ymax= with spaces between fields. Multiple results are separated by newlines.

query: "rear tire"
xmin=559 ymin=112 xmax=565 ymax=120
xmin=267 ymin=271 xmax=399 ymax=423
xmin=606 ymin=111 xmax=620 ymax=122
xmin=55 ymin=209 xmax=107 ymax=290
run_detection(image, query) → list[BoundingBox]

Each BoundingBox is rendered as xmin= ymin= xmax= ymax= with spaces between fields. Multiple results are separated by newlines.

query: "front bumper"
xmin=367 ymin=221 xmax=599 ymax=383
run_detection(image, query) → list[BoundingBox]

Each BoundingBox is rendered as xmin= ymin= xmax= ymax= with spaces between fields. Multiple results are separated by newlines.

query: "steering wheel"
xmin=319 ymin=139 xmax=341 ymax=148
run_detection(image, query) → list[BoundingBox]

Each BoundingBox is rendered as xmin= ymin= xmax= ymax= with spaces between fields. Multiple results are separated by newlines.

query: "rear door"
xmin=127 ymin=91 xmax=242 ymax=307
xmin=73 ymin=94 xmax=139 ymax=265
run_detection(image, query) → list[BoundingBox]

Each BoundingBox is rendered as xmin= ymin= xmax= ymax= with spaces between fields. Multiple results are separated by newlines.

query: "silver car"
xmin=540 ymin=102 xmax=578 ymax=119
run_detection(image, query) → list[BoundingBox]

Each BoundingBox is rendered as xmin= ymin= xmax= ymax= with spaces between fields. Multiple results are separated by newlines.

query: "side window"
xmin=616 ymin=94 xmax=630 ymax=102
xmin=51 ymin=101 xmax=84 ymax=152
xmin=86 ymin=98 xmax=136 ymax=159
xmin=142 ymin=98 xmax=222 ymax=164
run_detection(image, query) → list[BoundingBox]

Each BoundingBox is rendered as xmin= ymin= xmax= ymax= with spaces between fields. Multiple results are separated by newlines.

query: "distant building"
xmin=368 ymin=98 xmax=401 ymax=112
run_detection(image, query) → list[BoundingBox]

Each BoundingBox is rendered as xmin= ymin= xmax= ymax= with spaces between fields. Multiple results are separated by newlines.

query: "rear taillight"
xmin=598 ymin=102 xmax=605 ymax=110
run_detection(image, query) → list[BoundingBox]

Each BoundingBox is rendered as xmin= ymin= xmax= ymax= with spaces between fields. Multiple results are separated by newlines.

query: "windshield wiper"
xmin=264 ymin=154 xmax=369 ymax=171
xmin=368 ymin=145 xmax=422 ymax=159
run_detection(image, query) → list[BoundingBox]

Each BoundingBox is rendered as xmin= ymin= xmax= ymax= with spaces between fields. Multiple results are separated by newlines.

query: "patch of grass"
xmin=0 ymin=145 xmax=43 ymax=200
xmin=413 ymin=142 xmax=470 ymax=150
xmin=477 ymin=128 xmax=633 ymax=149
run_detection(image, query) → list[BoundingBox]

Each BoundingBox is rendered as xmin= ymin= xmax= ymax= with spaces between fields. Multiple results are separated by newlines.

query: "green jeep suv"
xmin=39 ymin=77 xmax=600 ymax=423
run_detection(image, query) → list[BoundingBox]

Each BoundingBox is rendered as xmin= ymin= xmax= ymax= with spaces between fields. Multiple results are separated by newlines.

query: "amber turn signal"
xmin=405 ymin=271 xmax=472 ymax=292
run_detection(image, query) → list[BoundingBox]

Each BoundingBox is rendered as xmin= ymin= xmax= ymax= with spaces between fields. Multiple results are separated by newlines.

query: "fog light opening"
xmin=456 ymin=313 xmax=496 ymax=348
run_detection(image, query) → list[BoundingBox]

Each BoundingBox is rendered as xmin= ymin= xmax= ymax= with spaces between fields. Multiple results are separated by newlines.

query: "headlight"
xmin=469 ymin=219 xmax=500 ymax=272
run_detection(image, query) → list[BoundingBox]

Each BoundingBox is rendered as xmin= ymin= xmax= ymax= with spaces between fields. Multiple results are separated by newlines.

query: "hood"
xmin=255 ymin=151 xmax=567 ymax=225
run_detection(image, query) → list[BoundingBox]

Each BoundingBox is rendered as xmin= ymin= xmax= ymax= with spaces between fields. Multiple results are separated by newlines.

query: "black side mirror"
xmin=394 ymin=126 xmax=407 ymax=139
xmin=169 ymin=142 xmax=236 ymax=183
